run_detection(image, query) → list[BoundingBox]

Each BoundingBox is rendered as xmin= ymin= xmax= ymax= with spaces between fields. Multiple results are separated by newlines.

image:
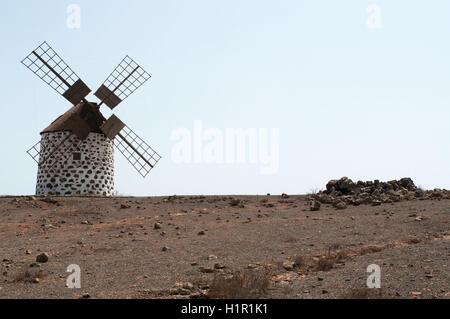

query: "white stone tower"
xmin=35 ymin=102 xmax=115 ymax=196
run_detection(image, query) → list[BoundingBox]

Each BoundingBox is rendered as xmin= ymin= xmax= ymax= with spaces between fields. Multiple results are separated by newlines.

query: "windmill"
xmin=22 ymin=41 xmax=161 ymax=196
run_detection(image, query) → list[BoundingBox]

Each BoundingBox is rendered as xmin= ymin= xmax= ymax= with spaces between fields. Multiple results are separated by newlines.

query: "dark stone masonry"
xmin=35 ymin=131 xmax=115 ymax=196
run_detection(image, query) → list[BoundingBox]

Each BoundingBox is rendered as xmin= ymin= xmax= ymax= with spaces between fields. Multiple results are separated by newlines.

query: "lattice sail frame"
xmin=21 ymin=41 xmax=91 ymax=105
xmin=26 ymin=133 xmax=84 ymax=170
xmin=95 ymin=55 xmax=151 ymax=109
xmin=114 ymin=125 xmax=161 ymax=178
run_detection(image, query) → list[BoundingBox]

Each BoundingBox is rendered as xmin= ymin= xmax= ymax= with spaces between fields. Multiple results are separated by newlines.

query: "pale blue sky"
xmin=0 ymin=0 xmax=449 ymax=196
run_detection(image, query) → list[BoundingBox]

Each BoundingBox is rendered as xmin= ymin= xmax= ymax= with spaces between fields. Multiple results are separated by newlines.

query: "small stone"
xmin=162 ymin=246 xmax=169 ymax=252
xmin=32 ymin=278 xmax=40 ymax=284
xmin=198 ymin=230 xmax=206 ymax=236
xmin=334 ymin=201 xmax=347 ymax=210
xmin=120 ymin=204 xmax=131 ymax=209
xmin=371 ymin=200 xmax=382 ymax=206
xmin=36 ymin=253 xmax=49 ymax=263
xmin=207 ymin=255 xmax=217 ymax=260
xmin=282 ymin=261 xmax=295 ymax=271
xmin=214 ymin=263 xmax=225 ymax=269
xmin=281 ymin=193 xmax=289 ymax=199
xmin=310 ymin=200 xmax=321 ymax=211
xmin=154 ymin=222 xmax=162 ymax=230
xmin=199 ymin=267 xmax=214 ymax=273
xmin=29 ymin=262 xmax=40 ymax=268
xmin=81 ymin=220 xmax=89 ymax=225
xmin=189 ymin=292 xmax=202 ymax=299
xmin=25 ymin=250 xmax=32 ymax=255
xmin=183 ymin=282 xmax=194 ymax=290
xmin=414 ymin=216 xmax=423 ymax=221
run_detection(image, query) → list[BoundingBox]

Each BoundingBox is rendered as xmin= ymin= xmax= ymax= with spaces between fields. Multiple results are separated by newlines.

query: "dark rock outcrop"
xmin=311 ymin=177 xmax=449 ymax=209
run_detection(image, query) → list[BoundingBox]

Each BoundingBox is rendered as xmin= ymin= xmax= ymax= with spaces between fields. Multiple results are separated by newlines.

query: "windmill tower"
xmin=22 ymin=42 xmax=161 ymax=196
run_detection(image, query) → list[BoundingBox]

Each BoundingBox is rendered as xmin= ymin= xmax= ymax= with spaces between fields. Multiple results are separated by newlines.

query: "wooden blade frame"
xmin=94 ymin=55 xmax=151 ymax=109
xmin=27 ymin=133 xmax=82 ymax=170
xmin=21 ymin=41 xmax=91 ymax=105
xmin=113 ymin=125 xmax=161 ymax=178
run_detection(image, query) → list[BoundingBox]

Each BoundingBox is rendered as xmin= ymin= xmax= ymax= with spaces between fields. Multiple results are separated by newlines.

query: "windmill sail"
xmin=94 ymin=55 xmax=151 ymax=109
xmin=113 ymin=125 xmax=161 ymax=178
xmin=21 ymin=41 xmax=91 ymax=105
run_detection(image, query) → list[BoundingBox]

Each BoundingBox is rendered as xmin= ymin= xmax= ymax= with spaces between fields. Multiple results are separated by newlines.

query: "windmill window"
xmin=73 ymin=152 xmax=81 ymax=161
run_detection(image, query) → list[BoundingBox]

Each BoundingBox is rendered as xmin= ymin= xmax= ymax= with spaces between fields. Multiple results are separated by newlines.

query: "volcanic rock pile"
xmin=310 ymin=177 xmax=448 ymax=210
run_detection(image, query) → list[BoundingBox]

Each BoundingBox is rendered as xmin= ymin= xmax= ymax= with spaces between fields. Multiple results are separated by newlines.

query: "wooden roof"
xmin=41 ymin=101 xmax=105 ymax=137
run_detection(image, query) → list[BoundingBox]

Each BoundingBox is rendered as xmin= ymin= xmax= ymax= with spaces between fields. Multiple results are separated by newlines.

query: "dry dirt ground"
xmin=0 ymin=195 xmax=448 ymax=299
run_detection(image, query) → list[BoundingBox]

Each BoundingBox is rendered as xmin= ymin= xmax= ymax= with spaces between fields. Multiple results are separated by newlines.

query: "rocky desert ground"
xmin=0 ymin=177 xmax=449 ymax=299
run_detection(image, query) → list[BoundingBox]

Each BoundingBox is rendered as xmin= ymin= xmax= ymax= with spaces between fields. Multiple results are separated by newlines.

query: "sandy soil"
xmin=0 ymin=195 xmax=448 ymax=299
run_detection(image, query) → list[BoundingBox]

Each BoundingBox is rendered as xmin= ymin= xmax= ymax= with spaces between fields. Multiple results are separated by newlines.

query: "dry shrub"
xmin=207 ymin=268 xmax=271 ymax=299
xmin=312 ymin=249 xmax=350 ymax=272
xmin=335 ymin=250 xmax=350 ymax=261
xmin=314 ymin=256 xmax=335 ymax=271
xmin=359 ymin=245 xmax=384 ymax=255
xmin=13 ymin=268 xmax=44 ymax=283
xmin=293 ymin=255 xmax=305 ymax=268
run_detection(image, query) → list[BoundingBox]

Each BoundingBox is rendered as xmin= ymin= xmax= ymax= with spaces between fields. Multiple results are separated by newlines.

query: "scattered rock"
xmin=310 ymin=200 xmax=321 ymax=211
xmin=154 ymin=222 xmax=162 ymax=230
xmin=199 ymin=267 xmax=214 ymax=273
xmin=162 ymin=246 xmax=169 ymax=252
xmin=198 ymin=230 xmax=206 ymax=236
xmin=183 ymin=282 xmax=194 ymax=290
xmin=311 ymin=177 xmax=448 ymax=208
xmin=120 ymin=204 xmax=131 ymax=209
xmin=229 ymin=198 xmax=241 ymax=207
xmin=281 ymin=193 xmax=289 ymax=199
xmin=371 ymin=200 xmax=382 ymax=206
xmin=36 ymin=253 xmax=49 ymax=263
xmin=282 ymin=261 xmax=295 ymax=271
xmin=214 ymin=263 xmax=225 ymax=269
xmin=333 ymin=201 xmax=347 ymax=210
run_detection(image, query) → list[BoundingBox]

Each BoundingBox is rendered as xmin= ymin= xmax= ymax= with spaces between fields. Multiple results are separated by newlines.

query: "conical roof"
xmin=41 ymin=101 xmax=105 ymax=137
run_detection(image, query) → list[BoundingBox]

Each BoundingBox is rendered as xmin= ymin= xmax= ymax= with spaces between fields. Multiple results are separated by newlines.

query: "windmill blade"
xmin=94 ymin=55 xmax=151 ymax=109
xmin=21 ymin=41 xmax=91 ymax=105
xmin=27 ymin=133 xmax=79 ymax=168
xmin=113 ymin=124 xmax=161 ymax=178
xmin=26 ymin=140 xmax=44 ymax=164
